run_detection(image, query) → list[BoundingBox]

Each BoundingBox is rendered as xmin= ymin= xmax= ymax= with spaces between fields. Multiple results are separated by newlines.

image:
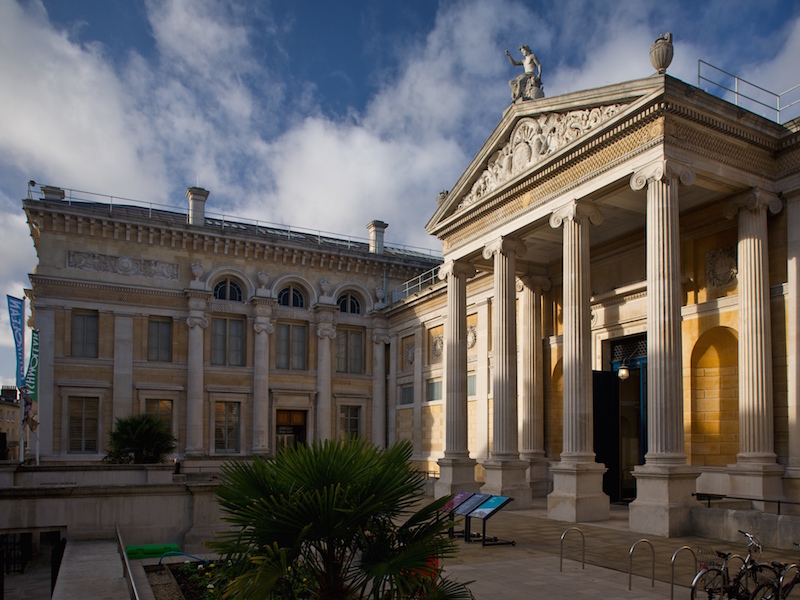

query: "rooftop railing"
xmin=26 ymin=181 xmax=442 ymax=259
xmin=389 ymin=265 xmax=442 ymax=304
xmin=698 ymin=60 xmax=800 ymax=124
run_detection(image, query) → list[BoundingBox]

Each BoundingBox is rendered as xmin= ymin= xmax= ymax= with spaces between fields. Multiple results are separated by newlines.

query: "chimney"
xmin=186 ymin=187 xmax=209 ymax=226
xmin=366 ymin=220 xmax=388 ymax=254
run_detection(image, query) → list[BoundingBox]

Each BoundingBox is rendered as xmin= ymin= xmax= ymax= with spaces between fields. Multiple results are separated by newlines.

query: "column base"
xmin=629 ymin=463 xmax=699 ymax=537
xmin=547 ymin=460 xmax=609 ymax=522
xmin=521 ymin=452 xmax=550 ymax=497
xmin=435 ymin=456 xmax=480 ymax=499
xmin=727 ymin=459 xmax=785 ymax=507
xmin=480 ymin=458 xmax=532 ymax=509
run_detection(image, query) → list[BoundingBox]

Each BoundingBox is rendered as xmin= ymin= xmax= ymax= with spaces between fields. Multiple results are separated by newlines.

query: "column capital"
xmin=482 ymin=236 xmax=526 ymax=261
xmin=723 ymin=187 xmax=783 ymax=219
xmin=517 ymin=274 xmax=552 ymax=292
xmin=185 ymin=289 xmax=210 ymax=312
xmin=317 ymin=322 xmax=336 ymax=340
xmin=252 ymin=296 xmax=277 ymax=317
xmin=186 ymin=315 xmax=208 ymax=329
xmin=254 ymin=316 xmax=274 ymax=335
xmin=630 ymin=159 xmax=695 ymax=191
xmin=549 ymin=199 xmax=603 ymax=229
xmin=372 ymin=331 xmax=390 ymax=345
xmin=438 ymin=259 xmax=476 ymax=281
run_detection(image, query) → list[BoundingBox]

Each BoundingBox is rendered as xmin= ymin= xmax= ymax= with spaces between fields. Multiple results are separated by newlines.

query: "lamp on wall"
xmin=617 ymin=363 xmax=630 ymax=380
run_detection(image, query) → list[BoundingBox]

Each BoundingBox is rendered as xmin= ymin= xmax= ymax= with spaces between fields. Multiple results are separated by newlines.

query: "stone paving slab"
xmin=51 ymin=540 xmax=129 ymax=600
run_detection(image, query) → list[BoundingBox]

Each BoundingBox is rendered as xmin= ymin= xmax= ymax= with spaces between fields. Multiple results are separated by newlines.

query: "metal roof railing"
xmin=698 ymin=60 xmax=800 ymax=124
xmin=25 ymin=181 xmax=442 ymax=260
xmin=389 ymin=265 xmax=442 ymax=304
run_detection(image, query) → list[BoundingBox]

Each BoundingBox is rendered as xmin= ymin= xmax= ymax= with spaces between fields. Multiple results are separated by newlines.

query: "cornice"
xmin=29 ymin=275 xmax=187 ymax=308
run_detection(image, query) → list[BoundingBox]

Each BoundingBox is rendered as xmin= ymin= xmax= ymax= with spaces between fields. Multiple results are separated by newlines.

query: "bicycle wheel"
xmin=691 ymin=567 xmax=725 ymax=600
xmin=749 ymin=581 xmax=778 ymax=600
xmin=737 ymin=563 xmax=781 ymax=599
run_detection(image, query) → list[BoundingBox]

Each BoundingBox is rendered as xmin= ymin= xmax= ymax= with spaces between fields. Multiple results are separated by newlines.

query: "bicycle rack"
xmin=629 ymin=538 xmax=655 ymax=590
xmin=559 ymin=527 xmax=585 ymax=572
xmin=777 ymin=563 xmax=799 ymax=600
xmin=669 ymin=545 xmax=697 ymax=600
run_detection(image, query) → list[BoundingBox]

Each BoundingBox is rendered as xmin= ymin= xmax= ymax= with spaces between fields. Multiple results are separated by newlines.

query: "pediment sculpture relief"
xmin=456 ymin=104 xmax=622 ymax=212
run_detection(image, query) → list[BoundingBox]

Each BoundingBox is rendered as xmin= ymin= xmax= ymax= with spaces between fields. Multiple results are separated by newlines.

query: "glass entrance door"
xmin=276 ymin=409 xmax=307 ymax=453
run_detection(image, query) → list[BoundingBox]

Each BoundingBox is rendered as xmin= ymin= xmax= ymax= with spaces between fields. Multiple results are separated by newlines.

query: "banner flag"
xmin=6 ymin=295 xmax=25 ymax=388
xmin=22 ymin=330 xmax=39 ymax=431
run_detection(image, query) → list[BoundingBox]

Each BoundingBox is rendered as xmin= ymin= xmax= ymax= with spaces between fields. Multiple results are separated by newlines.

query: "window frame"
xmin=276 ymin=322 xmax=307 ymax=370
xmin=339 ymin=405 xmax=361 ymax=439
xmin=337 ymin=292 xmax=362 ymax=315
xmin=71 ymin=310 xmax=99 ymax=358
xmin=398 ymin=383 xmax=414 ymax=406
xmin=426 ymin=378 xmax=443 ymax=402
xmin=213 ymin=278 xmax=244 ymax=302
xmin=60 ymin=385 xmax=108 ymax=457
xmin=214 ymin=400 xmax=241 ymax=454
xmin=67 ymin=396 xmax=99 ymax=454
xmin=211 ymin=317 xmax=246 ymax=366
xmin=335 ymin=328 xmax=364 ymax=374
xmin=147 ymin=318 xmax=173 ymax=362
xmin=278 ymin=284 xmax=306 ymax=308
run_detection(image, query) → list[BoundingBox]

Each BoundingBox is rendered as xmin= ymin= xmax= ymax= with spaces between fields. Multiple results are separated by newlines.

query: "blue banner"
xmin=7 ymin=295 xmax=25 ymax=388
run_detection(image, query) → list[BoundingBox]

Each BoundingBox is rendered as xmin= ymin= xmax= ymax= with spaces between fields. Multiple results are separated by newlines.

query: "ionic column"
xmin=547 ymin=200 xmax=609 ymax=522
xmin=435 ymin=260 xmax=479 ymax=497
xmin=252 ymin=298 xmax=275 ymax=455
xmin=185 ymin=292 xmax=209 ymax=456
xmin=372 ymin=325 xmax=390 ymax=448
xmin=480 ymin=237 xmax=530 ymax=507
xmin=633 ymin=160 xmax=694 ymax=462
xmin=724 ymin=187 xmax=784 ymax=500
xmin=550 ymin=201 xmax=602 ymax=459
xmin=628 ymin=159 xmax=698 ymax=536
xmin=316 ymin=308 xmax=336 ymax=441
xmin=519 ymin=274 xmax=550 ymax=496
xmin=787 ymin=191 xmax=800 ymax=478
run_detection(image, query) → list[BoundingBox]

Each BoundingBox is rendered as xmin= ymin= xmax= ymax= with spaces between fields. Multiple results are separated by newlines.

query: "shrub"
xmin=104 ymin=413 xmax=177 ymax=464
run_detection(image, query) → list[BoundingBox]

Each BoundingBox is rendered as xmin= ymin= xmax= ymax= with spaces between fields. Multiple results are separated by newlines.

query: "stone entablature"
xmin=67 ymin=251 xmax=180 ymax=280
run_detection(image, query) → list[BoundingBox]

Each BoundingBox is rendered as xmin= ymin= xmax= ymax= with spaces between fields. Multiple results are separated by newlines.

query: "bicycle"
xmin=749 ymin=543 xmax=800 ymax=599
xmin=691 ymin=530 xmax=779 ymax=599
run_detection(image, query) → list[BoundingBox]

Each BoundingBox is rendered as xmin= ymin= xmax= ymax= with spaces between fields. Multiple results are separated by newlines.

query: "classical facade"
xmin=23 ymin=185 xmax=440 ymax=466
xmin=20 ymin=38 xmax=800 ymax=538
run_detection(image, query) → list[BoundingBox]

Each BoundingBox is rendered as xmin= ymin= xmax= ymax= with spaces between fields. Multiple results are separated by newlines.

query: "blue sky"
xmin=0 ymin=0 xmax=798 ymax=385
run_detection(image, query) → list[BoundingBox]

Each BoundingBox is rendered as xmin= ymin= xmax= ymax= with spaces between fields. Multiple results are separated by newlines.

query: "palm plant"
xmin=209 ymin=437 xmax=473 ymax=599
xmin=104 ymin=413 xmax=177 ymax=464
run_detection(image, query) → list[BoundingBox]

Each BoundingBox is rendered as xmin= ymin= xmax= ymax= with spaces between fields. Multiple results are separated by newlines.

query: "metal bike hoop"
xmin=778 ymin=563 xmax=799 ymax=600
xmin=670 ymin=545 xmax=697 ymax=600
xmin=629 ymin=538 xmax=655 ymax=590
xmin=559 ymin=527 xmax=585 ymax=572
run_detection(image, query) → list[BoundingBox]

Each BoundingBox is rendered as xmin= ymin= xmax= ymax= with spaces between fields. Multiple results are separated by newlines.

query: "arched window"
xmin=337 ymin=292 xmax=361 ymax=314
xmin=278 ymin=285 xmax=305 ymax=308
xmin=214 ymin=278 xmax=243 ymax=302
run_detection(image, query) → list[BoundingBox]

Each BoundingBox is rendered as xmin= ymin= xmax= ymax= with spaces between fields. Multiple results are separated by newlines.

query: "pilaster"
xmin=547 ymin=200 xmax=609 ymax=521
xmin=786 ymin=190 xmax=800 ymax=484
xmin=372 ymin=321 xmax=390 ymax=448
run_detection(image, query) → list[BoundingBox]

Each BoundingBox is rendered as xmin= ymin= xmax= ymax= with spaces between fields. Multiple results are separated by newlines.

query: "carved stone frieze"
xmin=466 ymin=325 xmax=477 ymax=349
xmin=404 ymin=343 xmax=415 ymax=365
xmin=456 ymin=105 xmax=622 ymax=212
xmin=68 ymin=250 xmax=179 ymax=280
xmin=705 ymin=246 xmax=738 ymax=289
xmin=432 ymin=334 xmax=444 ymax=357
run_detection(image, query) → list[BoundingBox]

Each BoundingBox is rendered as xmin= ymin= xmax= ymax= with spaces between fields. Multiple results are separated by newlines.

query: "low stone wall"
xmin=0 ymin=481 xmax=226 ymax=553
xmin=689 ymin=505 xmax=800 ymax=550
xmin=12 ymin=463 xmax=175 ymax=487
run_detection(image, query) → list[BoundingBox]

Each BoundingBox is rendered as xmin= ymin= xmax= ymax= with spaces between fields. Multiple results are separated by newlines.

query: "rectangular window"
xmin=399 ymin=384 xmax=414 ymax=406
xmin=336 ymin=329 xmax=363 ymax=374
xmin=467 ymin=374 xmax=477 ymax=397
xmin=215 ymin=402 xmax=240 ymax=452
xmin=426 ymin=379 xmax=442 ymax=402
xmin=145 ymin=399 xmax=173 ymax=431
xmin=340 ymin=405 xmax=360 ymax=438
xmin=211 ymin=318 xmax=245 ymax=366
xmin=276 ymin=324 xmax=306 ymax=370
xmin=72 ymin=311 xmax=98 ymax=358
xmin=147 ymin=319 xmax=172 ymax=362
xmin=68 ymin=397 xmax=98 ymax=453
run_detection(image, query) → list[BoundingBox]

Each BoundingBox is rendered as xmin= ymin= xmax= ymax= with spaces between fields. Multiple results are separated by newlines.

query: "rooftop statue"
xmin=506 ymin=45 xmax=544 ymax=102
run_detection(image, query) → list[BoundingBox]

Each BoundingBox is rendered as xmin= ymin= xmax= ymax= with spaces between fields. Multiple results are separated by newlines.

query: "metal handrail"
xmin=693 ymin=492 xmax=800 ymax=515
xmin=559 ymin=527 xmax=585 ymax=572
xmin=115 ymin=524 xmax=140 ymax=600
xmin=629 ymin=538 xmax=655 ymax=590
xmin=389 ymin=266 xmax=442 ymax=304
xmin=670 ymin=545 xmax=697 ymax=600
xmin=697 ymin=60 xmax=800 ymax=124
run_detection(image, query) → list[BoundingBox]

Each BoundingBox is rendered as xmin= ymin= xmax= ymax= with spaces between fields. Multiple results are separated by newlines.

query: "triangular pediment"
xmin=426 ymin=77 xmax=666 ymax=236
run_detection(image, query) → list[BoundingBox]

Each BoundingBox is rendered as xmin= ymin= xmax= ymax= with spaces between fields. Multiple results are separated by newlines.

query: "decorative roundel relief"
xmin=466 ymin=326 xmax=477 ymax=349
xmin=432 ymin=335 xmax=444 ymax=357
xmin=405 ymin=344 xmax=415 ymax=365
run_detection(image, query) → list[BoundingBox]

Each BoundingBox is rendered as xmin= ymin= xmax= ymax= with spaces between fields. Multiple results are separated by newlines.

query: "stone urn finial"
xmin=320 ymin=279 xmax=331 ymax=295
xmin=191 ymin=262 xmax=204 ymax=281
xmin=257 ymin=271 xmax=269 ymax=289
xmin=650 ymin=33 xmax=673 ymax=75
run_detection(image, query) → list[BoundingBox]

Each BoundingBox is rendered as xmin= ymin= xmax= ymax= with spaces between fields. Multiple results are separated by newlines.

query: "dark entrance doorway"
xmin=276 ymin=410 xmax=307 ymax=453
xmin=593 ymin=335 xmax=647 ymax=503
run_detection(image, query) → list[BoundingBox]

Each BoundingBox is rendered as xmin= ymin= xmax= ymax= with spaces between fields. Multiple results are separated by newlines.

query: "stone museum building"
xmin=20 ymin=37 xmax=800 ymax=537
